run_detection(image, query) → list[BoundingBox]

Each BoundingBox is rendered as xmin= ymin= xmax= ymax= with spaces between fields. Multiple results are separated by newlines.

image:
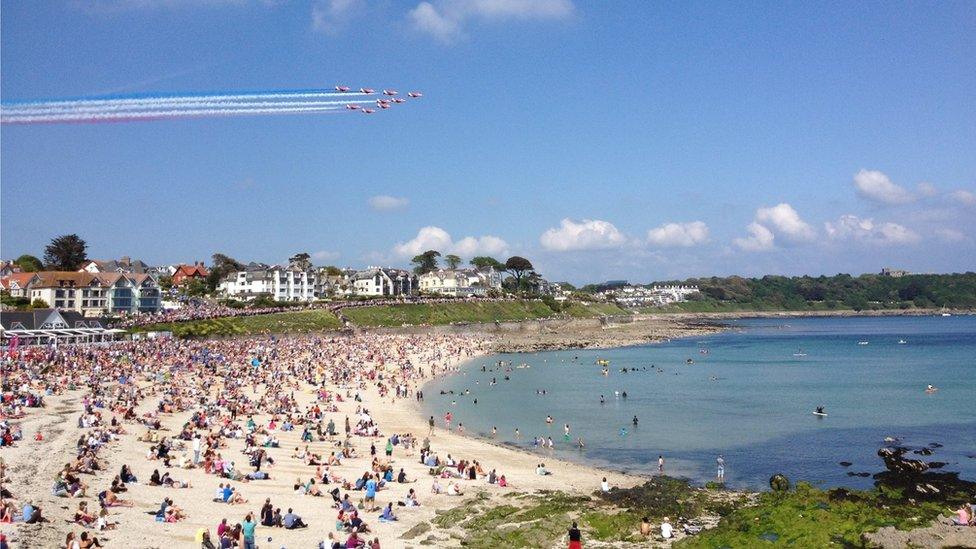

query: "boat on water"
xmin=898 ymin=339 xmax=907 ymax=344
xmin=596 ymin=359 xmax=610 ymax=366
xmin=812 ymin=411 xmax=828 ymax=417
xmin=941 ymin=312 xmax=952 ymax=317
xmin=858 ymin=341 xmax=869 ymax=345
xmin=793 ymin=348 xmax=807 ymax=357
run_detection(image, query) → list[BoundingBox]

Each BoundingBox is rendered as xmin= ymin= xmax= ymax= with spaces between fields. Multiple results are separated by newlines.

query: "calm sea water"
xmin=421 ymin=315 xmax=976 ymax=490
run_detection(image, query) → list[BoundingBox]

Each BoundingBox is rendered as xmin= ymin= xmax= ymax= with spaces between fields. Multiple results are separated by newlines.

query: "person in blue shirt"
xmin=23 ymin=502 xmax=41 ymax=524
xmin=282 ymin=508 xmax=307 ymax=529
xmin=379 ymin=503 xmax=397 ymax=522
xmin=241 ymin=513 xmax=257 ymax=549
xmin=364 ymin=475 xmax=378 ymax=512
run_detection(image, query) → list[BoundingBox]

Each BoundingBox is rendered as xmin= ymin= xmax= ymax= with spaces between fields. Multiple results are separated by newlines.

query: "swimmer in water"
xmin=546 ymin=415 xmax=554 ymax=425
xmin=600 ymin=395 xmax=605 ymax=404
xmin=632 ymin=415 xmax=638 ymax=426
xmin=576 ymin=437 xmax=585 ymax=449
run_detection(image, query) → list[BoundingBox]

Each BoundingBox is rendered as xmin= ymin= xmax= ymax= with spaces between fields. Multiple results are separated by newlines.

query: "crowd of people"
xmin=0 ymin=331 xmax=537 ymax=548
xmin=113 ymin=296 xmax=519 ymax=329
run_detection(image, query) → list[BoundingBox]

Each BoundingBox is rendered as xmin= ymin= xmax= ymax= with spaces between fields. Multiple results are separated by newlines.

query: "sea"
xmin=420 ymin=315 xmax=976 ymax=490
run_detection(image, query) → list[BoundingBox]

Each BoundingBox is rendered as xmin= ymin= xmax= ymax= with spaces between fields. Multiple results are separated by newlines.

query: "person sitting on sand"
xmin=22 ymin=501 xmax=42 ymax=524
xmin=537 ymin=463 xmax=552 ymax=476
xmin=100 ymin=489 xmax=133 ymax=507
xmin=403 ymin=488 xmax=420 ymax=507
xmin=498 ymin=475 xmax=508 ymax=487
xmin=74 ymin=501 xmax=97 ymax=527
xmin=282 ymin=507 xmax=307 ymax=529
xmin=378 ymin=502 xmax=397 ymax=522
xmin=78 ymin=531 xmax=102 ymax=549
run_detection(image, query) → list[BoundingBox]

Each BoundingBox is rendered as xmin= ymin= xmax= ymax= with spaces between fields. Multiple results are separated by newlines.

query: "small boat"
xmin=897 ymin=339 xmax=907 ymax=345
xmin=686 ymin=358 xmax=695 ymax=364
xmin=858 ymin=341 xmax=869 ymax=345
xmin=793 ymin=348 xmax=807 ymax=357
xmin=596 ymin=359 xmax=610 ymax=366
xmin=812 ymin=411 xmax=828 ymax=417
xmin=941 ymin=313 xmax=952 ymax=317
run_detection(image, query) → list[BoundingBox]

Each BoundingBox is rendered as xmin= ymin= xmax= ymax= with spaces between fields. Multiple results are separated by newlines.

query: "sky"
xmin=2 ymin=0 xmax=974 ymax=285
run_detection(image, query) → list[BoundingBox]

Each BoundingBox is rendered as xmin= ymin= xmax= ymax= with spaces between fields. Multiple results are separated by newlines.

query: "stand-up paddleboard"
xmin=813 ymin=412 xmax=828 ymax=417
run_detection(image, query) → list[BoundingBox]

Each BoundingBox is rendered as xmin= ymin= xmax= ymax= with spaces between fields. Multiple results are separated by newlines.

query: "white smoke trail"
xmin=3 ymin=99 xmax=368 ymax=116
xmin=2 ymin=105 xmax=349 ymax=124
xmin=4 ymin=89 xmax=366 ymax=109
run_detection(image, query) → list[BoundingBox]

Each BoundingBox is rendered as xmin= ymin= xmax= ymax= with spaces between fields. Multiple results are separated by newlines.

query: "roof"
xmin=83 ymin=258 xmax=151 ymax=274
xmin=173 ymin=264 xmax=209 ymax=278
xmin=0 ymin=272 xmax=37 ymax=289
xmin=1 ymin=308 xmax=109 ymax=333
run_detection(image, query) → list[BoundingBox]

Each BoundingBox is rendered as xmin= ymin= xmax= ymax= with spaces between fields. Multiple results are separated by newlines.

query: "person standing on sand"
xmin=568 ymin=521 xmax=582 ymax=549
xmin=658 ymin=455 xmax=665 ymax=473
xmin=716 ymin=454 xmax=725 ymax=480
xmin=428 ymin=416 xmax=434 ymax=436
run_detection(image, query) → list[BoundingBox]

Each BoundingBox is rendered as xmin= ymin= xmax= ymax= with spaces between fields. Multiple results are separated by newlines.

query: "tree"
xmin=15 ymin=254 xmax=43 ymax=272
xmin=504 ymin=256 xmax=534 ymax=291
xmin=43 ymin=234 xmax=87 ymax=271
xmin=444 ymin=254 xmax=462 ymax=270
xmin=289 ymin=252 xmax=312 ymax=271
xmin=31 ymin=298 xmax=50 ymax=309
xmin=157 ymin=275 xmax=174 ymax=292
xmin=470 ymin=256 xmax=504 ymax=271
xmin=411 ymin=250 xmax=441 ymax=275
xmin=208 ymin=253 xmax=244 ymax=291
xmin=323 ymin=266 xmax=343 ymax=276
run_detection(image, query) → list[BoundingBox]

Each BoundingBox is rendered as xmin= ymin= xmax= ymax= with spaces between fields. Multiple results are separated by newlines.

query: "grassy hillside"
xmin=133 ymin=309 xmax=342 ymax=338
xmin=561 ymin=302 xmax=630 ymax=317
xmin=341 ymin=300 xmax=558 ymax=327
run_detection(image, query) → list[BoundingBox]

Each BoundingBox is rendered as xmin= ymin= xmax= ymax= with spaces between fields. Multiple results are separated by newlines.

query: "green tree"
xmin=470 ymin=256 xmax=504 ymax=271
xmin=157 ymin=275 xmax=174 ymax=292
xmin=444 ymin=254 xmax=462 ymax=270
xmin=323 ymin=266 xmax=343 ymax=276
xmin=289 ymin=252 xmax=312 ymax=271
xmin=185 ymin=278 xmax=208 ymax=297
xmin=411 ymin=250 xmax=441 ymax=275
xmin=31 ymin=298 xmax=50 ymax=309
xmin=15 ymin=254 xmax=43 ymax=272
xmin=43 ymin=234 xmax=87 ymax=271
xmin=504 ymin=256 xmax=534 ymax=291
xmin=208 ymin=253 xmax=245 ymax=291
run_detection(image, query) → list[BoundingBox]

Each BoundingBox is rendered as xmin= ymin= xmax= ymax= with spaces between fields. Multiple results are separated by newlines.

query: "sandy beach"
xmin=1 ymin=335 xmax=644 ymax=549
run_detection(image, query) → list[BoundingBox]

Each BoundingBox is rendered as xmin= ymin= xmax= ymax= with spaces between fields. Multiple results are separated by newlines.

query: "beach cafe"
xmin=0 ymin=308 xmax=123 ymax=347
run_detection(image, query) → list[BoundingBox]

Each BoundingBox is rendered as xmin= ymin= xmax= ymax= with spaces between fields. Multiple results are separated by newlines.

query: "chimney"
xmin=120 ymin=256 xmax=131 ymax=266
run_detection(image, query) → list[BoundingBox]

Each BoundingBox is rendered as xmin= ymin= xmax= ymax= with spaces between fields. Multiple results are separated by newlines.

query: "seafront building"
xmin=418 ymin=267 xmax=503 ymax=297
xmin=602 ymin=284 xmax=700 ymax=308
xmin=0 ymin=271 xmax=162 ymax=315
xmin=350 ymin=267 xmax=418 ymax=297
xmin=218 ymin=263 xmax=317 ymax=302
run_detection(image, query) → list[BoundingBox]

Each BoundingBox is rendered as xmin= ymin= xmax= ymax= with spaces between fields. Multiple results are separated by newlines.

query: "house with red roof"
xmin=171 ymin=262 xmax=209 ymax=285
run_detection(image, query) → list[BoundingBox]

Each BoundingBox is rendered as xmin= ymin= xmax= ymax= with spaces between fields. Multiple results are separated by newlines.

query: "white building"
xmin=602 ymin=284 xmax=700 ymax=308
xmin=12 ymin=271 xmax=162 ymax=316
xmin=350 ymin=267 xmax=417 ymax=297
xmin=419 ymin=267 xmax=503 ymax=297
xmin=219 ymin=263 xmax=318 ymax=302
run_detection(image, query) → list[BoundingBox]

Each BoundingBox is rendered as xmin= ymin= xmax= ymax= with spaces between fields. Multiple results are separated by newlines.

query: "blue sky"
xmin=2 ymin=0 xmax=974 ymax=284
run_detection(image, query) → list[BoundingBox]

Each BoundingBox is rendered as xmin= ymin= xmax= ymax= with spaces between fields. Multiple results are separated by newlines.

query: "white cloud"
xmin=312 ymin=250 xmax=340 ymax=261
xmin=539 ymin=218 xmax=627 ymax=252
xmin=368 ymin=195 xmax=409 ymax=211
xmin=733 ymin=222 xmax=775 ymax=252
xmin=647 ymin=221 xmax=709 ymax=247
xmin=312 ymin=0 xmax=361 ymax=33
xmin=408 ymin=0 xmax=573 ymax=44
xmin=393 ymin=226 xmax=509 ymax=258
xmin=853 ymin=169 xmax=914 ymax=205
xmin=949 ymin=189 xmax=976 ymax=207
xmin=824 ymin=215 xmax=921 ymax=245
xmin=754 ymin=203 xmax=816 ymax=242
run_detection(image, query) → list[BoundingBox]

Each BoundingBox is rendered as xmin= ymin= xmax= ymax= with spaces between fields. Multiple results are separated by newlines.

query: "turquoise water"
xmin=421 ymin=315 xmax=976 ymax=490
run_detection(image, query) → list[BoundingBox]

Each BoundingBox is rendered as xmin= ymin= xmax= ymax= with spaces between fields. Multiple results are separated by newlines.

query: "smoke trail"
xmin=1 ymin=105 xmax=348 ymax=124
xmin=1 ymin=87 xmax=410 ymax=124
